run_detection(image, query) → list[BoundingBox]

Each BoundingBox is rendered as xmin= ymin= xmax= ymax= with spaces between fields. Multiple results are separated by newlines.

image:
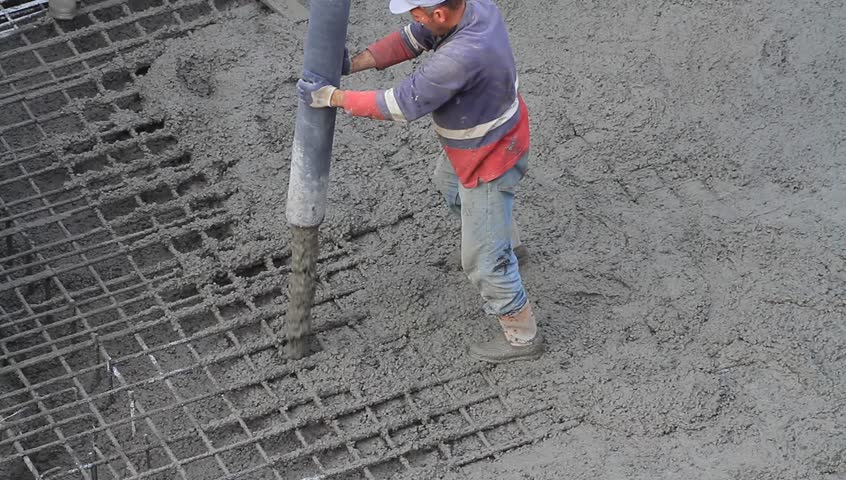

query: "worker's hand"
xmin=341 ymin=47 xmax=351 ymax=76
xmin=297 ymin=71 xmax=337 ymax=108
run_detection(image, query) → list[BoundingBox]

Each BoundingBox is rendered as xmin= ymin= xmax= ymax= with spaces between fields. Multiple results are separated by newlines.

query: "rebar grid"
xmin=3 ymin=287 xmax=552 ymax=479
xmin=0 ymin=57 xmax=175 ymax=476
xmin=1 ymin=0 xmax=556 ymax=478
xmin=0 ymin=0 xmax=221 ymax=112
xmin=0 ymin=0 xmax=48 ymax=39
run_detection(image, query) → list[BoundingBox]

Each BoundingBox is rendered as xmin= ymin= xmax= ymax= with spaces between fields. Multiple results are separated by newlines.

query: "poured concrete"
xmin=0 ymin=0 xmax=844 ymax=478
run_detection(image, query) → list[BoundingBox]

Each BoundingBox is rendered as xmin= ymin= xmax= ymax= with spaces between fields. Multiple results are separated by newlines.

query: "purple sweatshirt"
xmin=342 ymin=0 xmax=531 ymax=187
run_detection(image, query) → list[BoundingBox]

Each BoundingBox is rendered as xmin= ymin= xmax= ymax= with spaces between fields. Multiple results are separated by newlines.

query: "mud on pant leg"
xmin=459 ymin=155 xmax=529 ymax=316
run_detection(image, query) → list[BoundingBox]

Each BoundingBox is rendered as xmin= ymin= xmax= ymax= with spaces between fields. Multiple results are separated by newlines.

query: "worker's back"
xmin=430 ymin=0 xmax=520 ymax=139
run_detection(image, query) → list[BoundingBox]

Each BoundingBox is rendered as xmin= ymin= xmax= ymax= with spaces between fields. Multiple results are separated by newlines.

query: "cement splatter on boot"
xmin=469 ymin=302 xmax=544 ymax=363
xmin=468 ymin=334 xmax=545 ymax=364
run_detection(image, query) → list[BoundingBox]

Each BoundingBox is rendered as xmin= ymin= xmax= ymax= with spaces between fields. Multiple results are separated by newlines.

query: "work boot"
xmin=468 ymin=302 xmax=544 ymax=363
xmin=468 ymin=333 xmax=544 ymax=364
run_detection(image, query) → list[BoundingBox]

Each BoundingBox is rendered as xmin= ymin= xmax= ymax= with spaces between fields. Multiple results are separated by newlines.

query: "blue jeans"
xmin=433 ymin=153 xmax=529 ymax=316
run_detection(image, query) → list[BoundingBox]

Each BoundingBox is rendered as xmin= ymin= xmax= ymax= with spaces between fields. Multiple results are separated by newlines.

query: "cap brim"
xmin=389 ymin=0 xmax=416 ymax=14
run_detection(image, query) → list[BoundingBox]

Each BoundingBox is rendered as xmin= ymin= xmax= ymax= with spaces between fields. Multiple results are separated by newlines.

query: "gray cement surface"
xmin=1 ymin=0 xmax=844 ymax=478
xmin=134 ymin=0 xmax=846 ymax=477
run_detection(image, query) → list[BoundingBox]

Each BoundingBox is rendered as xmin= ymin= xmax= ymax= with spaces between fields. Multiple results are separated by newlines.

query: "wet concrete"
xmin=130 ymin=0 xmax=846 ymax=476
xmin=285 ymin=225 xmax=319 ymax=359
xmin=1 ymin=0 xmax=844 ymax=477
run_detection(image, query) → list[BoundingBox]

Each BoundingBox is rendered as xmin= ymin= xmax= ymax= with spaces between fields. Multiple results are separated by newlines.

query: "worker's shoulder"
xmin=428 ymin=1 xmax=508 ymax=70
xmin=424 ymin=46 xmax=490 ymax=86
xmin=436 ymin=32 xmax=493 ymax=64
xmin=418 ymin=46 xmax=472 ymax=82
xmin=467 ymin=0 xmax=499 ymax=13
xmin=438 ymin=29 xmax=512 ymax=73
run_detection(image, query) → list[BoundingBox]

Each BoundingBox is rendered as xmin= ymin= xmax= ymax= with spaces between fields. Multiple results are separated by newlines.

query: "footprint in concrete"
xmin=760 ymin=30 xmax=794 ymax=75
xmin=176 ymin=54 xmax=215 ymax=97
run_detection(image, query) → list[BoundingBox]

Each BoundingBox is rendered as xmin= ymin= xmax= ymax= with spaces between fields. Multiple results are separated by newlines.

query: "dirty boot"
xmin=468 ymin=334 xmax=544 ymax=363
xmin=468 ymin=302 xmax=544 ymax=363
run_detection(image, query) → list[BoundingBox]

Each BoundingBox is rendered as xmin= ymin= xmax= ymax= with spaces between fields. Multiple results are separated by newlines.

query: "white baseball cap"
xmin=389 ymin=0 xmax=444 ymax=14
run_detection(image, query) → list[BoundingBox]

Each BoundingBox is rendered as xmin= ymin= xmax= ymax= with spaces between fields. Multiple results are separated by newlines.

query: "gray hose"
xmin=286 ymin=0 xmax=352 ymax=227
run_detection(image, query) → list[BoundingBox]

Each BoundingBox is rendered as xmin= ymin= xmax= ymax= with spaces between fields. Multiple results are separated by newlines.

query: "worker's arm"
xmin=347 ymin=50 xmax=377 ymax=74
xmin=299 ymin=52 xmax=466 ymax=122
xmin=350 ymin=23 xmax=435 ymax=73
xmin=349 ymin=52 xmax=465 ymax=121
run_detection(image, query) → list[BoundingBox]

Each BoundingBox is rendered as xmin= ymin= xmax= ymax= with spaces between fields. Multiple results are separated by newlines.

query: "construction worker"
xmin=297 ymin=0 xmax=544 ymax=363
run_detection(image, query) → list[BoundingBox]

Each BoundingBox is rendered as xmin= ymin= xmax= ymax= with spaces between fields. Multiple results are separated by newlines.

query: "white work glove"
xmin=297 ymin=70 xmax=337 ymax=108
